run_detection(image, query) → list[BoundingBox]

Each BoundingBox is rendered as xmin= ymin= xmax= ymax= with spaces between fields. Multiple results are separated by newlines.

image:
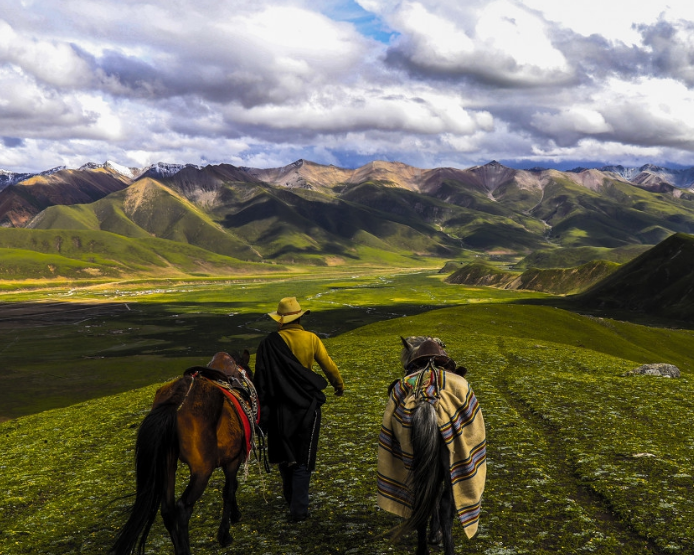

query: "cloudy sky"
xmin=1 ymin=0 xmax=694 ymax=173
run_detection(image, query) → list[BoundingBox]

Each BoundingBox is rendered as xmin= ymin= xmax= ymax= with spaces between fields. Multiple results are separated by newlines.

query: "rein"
xmin=178 ymin=371 xmax=198 ymax=411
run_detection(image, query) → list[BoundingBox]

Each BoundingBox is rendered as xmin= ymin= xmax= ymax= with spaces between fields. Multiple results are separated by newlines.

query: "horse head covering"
xmin=401 ymin=336 xmax=456 ymax=372
xmin=268 ymin=297 xmax=311 ymax=325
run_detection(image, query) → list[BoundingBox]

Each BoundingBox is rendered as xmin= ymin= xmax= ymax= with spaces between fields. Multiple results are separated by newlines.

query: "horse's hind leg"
xmin=174 ymin=470 xmax=213 ymax=555
xmin=217 ymin=460 xmax=242 ymax=547
xmin=428 ymin=503 xmax=443 ymax=545
xmin=439 ymin=481 xmax=456 ymax=555
xmin=161 ymin=457 xmax=184 ymax=554
xmin=437 ymin=440 xmax=455 ymax=555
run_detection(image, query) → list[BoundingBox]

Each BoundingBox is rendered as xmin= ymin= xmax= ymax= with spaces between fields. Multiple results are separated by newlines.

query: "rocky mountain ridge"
xmin=4 ymin=159 xmax=694 ymax=193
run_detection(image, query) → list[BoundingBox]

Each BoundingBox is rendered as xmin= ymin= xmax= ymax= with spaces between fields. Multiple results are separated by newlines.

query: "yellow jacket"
xmin=278 ymin=323 xmax=344 ymax=392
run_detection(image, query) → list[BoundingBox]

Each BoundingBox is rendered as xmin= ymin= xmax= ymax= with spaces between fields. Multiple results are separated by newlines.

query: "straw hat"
xmin=268 ymin=297 xmax=310 ymax=324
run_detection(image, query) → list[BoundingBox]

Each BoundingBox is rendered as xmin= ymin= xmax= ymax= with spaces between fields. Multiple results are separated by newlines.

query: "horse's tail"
xmin=392 ymin=399 xmax=444 ymax=541
xmin=111 ymin=401 xmax=180 ymax=555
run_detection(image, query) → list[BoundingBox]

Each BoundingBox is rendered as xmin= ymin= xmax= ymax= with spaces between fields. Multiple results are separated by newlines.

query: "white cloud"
xmin=224 ymin=85 xmax=493 ymax=137
xmin=521 ymin=0 xmax=694 ymax=46
xmin=532 ymin=107 xmax=613 ymax=135
xmin=380 ymin=0 xmax=572 ymax=85
xmin=0 ymin=19 xmax=92 ymax=88
xmin=529 ymin=138 xmax=671 ymax=165
xmin=476 ymin=0 xmax=568 ymax=72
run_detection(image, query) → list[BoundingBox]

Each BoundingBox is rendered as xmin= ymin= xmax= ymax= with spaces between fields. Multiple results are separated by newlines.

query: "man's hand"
xmin=335 ymin=387 xmax=344 ymax=397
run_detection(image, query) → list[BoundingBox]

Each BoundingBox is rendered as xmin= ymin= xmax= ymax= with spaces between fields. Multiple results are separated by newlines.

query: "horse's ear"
xmin=241 ymin=349 xmax=250 ymax=366
xmin=400 ymin=336 xmax=411 ymax=351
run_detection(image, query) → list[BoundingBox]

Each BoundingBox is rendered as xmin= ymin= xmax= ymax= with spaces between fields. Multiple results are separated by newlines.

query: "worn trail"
xmin=479 ymin=340 xmax=662 ymax=554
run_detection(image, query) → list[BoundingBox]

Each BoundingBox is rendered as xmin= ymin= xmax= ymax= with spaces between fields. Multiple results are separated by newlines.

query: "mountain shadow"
xmin=572 ymin=233 xmax=694 ymax=321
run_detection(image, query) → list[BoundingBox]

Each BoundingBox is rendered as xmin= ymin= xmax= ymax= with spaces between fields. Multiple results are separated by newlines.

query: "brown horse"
xmin=111 ymin=351 xmax=254 ymax=555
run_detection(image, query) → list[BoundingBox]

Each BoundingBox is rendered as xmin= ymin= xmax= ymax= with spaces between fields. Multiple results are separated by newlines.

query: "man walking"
xmin=254 ymin=297 xmax=344 ymax=522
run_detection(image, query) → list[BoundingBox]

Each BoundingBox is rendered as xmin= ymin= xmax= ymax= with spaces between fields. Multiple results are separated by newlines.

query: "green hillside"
xmin=575 ymin=232 xmax=694 ymax=320
xmin=30 ymin=179 xmax=261 ymax=262
xmin=1 ymin=303 xmax=693 ymax=554
xmin=218 ymin=183 xmax=461 ymax=263
xmin=531 ymin=177 xmax=694 ymax=247
xmin=0 ymin=247 xmax=121 ymax=279
xmin=0 ymin=228 xmax=283 ymax=279
xmin=515 ymin=245 xmax=650 ymax=269
xmin=444 ymin=261 xmax=517 ymax=287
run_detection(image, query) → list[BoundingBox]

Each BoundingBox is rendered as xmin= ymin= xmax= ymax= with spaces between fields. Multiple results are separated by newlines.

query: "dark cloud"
xmin=639 ymin=19 xmax=694 ymax=86
xmin=383 ymin=39 xmax=578 ymax=89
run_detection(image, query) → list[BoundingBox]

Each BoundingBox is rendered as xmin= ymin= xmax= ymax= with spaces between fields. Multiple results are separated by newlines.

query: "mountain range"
xmin=4 ymin=160 xmax=694 ymax=191
xmin=3 ymin=158 xmax=694 ymax=277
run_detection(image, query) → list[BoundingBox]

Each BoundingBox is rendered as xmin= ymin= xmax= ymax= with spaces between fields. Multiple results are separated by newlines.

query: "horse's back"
xmin=152 ymin=376 xmax=193 ymax=409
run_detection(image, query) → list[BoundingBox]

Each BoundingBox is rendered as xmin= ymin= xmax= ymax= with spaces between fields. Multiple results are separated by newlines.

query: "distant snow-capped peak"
xmin=142 ymin=162 xmax=202 ymax=178
xmin=598 ymin=165 xmax=642 ymax=180
xmin=78 ymin=161 xmax=142 ymax=179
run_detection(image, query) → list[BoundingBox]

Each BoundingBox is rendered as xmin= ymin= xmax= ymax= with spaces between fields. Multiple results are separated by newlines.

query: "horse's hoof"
xmin=217 ymin=532 xmax=233 ymax=547
xmin=428 ymin=529 xmax=443 ymax=545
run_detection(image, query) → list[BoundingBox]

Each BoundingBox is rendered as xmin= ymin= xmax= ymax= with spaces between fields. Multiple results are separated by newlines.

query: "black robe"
xmin=254 ymin=332 xmax=328 ymax=470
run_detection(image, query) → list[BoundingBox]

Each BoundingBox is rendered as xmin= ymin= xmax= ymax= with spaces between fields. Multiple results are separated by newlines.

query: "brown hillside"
xmin=0 ymin=169 xmax=129 ymax=227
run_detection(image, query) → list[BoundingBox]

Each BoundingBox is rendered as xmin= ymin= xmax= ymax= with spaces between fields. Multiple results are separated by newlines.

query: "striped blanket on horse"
xmin=377 ymin=367 xmax=487 ymax=538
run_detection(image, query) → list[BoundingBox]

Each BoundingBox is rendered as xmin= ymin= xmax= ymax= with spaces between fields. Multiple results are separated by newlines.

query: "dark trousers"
xmin=279 ymin=463 xmax=311 ymax=518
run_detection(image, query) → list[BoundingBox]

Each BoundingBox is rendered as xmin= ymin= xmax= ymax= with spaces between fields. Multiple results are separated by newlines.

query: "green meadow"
xmin=1 ymin=272 xmax=693 ymax=554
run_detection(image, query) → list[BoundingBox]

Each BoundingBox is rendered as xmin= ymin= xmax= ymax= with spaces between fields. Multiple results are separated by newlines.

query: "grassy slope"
xmin=221 ymin=184 xmax=462 ymax=263
xmin=576 ymin=232 xmax=694 ymax=320
xmin=0 ymin=247 xmax=122 ymax=279
xmin=31 ymin=180 xmax=261 ymax=262
xmin=516 ymin=245 xmax=650 ymax=269
xmin=515 ymin=260 xmax=619 ymax=295
xmin=444 ymin=261 xmax=518 ymax=287
xmin=533 ymin=177 xmax=694 ymax=248
xmin=1 ymin=299 xmax=693 ymax=554
xmin=0 ymin=227 xmax=285 ymax=278
xmin=445 ymin=260 xmax=620 ymax=295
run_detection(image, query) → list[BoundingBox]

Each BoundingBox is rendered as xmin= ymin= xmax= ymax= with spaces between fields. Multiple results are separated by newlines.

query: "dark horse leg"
xmin=173 ymin=469 xmax=213 ymax=555
xmin=428 ymin=501 xmax=443 ymax=545
xmin=160 ymin=455 xmax=183 ymax=554
xmin=217 ymin=460 xmax=242 ymax=547
xmin=438 ymin=439 xmax=456 ymax=555
xmin=438 ymin=480 xmax=455 ymax=555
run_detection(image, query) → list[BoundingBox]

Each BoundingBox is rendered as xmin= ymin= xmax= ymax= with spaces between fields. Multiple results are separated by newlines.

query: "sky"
xmin=1 ymin=0 xmax=694 ymax=173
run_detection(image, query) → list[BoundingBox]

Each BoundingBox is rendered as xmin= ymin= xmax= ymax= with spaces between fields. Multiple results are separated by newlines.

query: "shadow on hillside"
xmin=512 ymin=295 xmax=694 ymax=331
xmin=0 ymin=299 xmax=453 ymax=358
